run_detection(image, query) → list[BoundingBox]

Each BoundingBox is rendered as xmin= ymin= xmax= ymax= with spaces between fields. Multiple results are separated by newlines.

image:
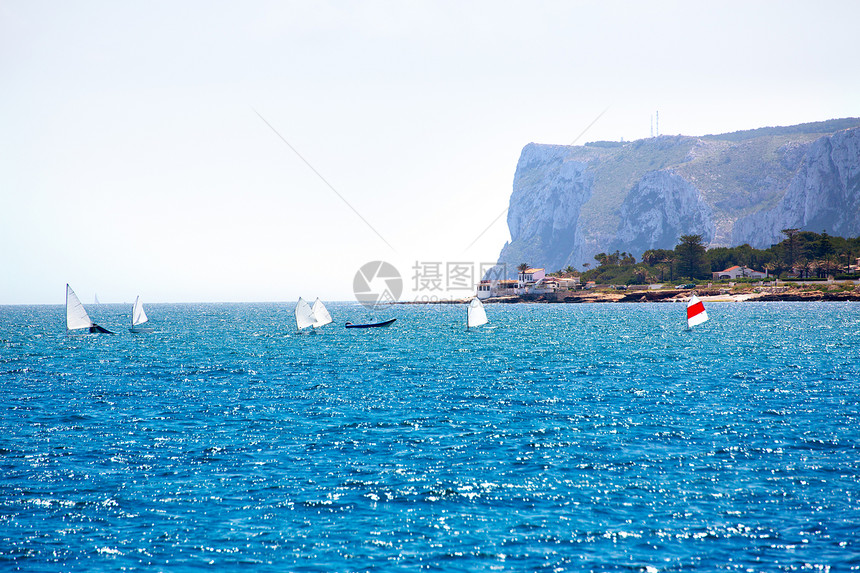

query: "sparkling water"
xmin=2 ymin=302 xmax=859 ymax=570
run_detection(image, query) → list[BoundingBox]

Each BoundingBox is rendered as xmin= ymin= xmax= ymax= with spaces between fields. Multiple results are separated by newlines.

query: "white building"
xmin=477 ymin=268 xmax=580 ymax=299
xmin=476 ymin=279 xmax=518 ymax=300
xmin=556 ymin=277 xmax=580 ymax=290
xmin=518 ymin=267 xmax=546 ymax=287
xmin=712 ymin=265 xmax=767 ymax=280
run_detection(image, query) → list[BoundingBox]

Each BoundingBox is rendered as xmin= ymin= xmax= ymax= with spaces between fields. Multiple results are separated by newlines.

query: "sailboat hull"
xmin=345 ymin=319 xmax=396 ymax=329
xmin=89 ymin=324 xmax=114 ymax=334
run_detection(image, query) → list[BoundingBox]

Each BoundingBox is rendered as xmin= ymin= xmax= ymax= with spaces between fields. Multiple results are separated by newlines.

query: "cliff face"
xmin=614 ymin=169 xmax=715 ymax=253
xmin=732 ymin=127 xmax=860 ymax=246
xmin=497 ymin=144 xmax=593 ymax=274
xmin=495 ymin=119 xmax=860 ymax=273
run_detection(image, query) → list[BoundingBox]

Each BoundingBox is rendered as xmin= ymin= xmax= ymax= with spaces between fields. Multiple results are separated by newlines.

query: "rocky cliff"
xmin=496 ymin=118 xmax=860 ymax=274
xmin=732 ymin=127 xmax=860 ymax=246
xmin=502 ymin=144 xmax=592 ymax=274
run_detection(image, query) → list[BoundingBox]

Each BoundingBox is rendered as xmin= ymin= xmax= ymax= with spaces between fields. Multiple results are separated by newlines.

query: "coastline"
xmin=487 ymin=286 xmax=860 ymax=303
xmin=399 ymin=285 xmax=860 ymax=304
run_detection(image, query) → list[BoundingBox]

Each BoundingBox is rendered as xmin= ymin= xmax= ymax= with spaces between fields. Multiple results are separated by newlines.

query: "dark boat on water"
xmin=345 ymin=318 xmax=396 ymax=329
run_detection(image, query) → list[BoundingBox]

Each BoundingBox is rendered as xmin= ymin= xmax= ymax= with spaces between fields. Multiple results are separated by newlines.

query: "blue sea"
xmin=2 ymin=301 xmax=859 ymax=571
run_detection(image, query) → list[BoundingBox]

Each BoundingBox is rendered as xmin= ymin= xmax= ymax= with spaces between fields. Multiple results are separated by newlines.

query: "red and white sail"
xmin=686 ymin=295 xmax=709 ymax=328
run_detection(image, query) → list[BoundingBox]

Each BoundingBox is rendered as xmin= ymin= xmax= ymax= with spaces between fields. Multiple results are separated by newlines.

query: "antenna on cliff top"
xmin=656 ymin=110 xmax=659 ymax=137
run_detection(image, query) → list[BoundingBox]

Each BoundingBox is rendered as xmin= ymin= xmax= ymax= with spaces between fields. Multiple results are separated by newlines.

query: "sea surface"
xmin=1 ymin=301 xmax=859 ymax=571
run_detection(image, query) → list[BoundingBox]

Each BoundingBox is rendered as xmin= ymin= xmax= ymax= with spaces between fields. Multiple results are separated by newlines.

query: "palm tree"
xmin=642 ymin=250 xmax=657 ymax=267
xmin=821 ymin=259 xmax=839 ymax=279
xmin=517 ymin=263 xmax=529 ymax=285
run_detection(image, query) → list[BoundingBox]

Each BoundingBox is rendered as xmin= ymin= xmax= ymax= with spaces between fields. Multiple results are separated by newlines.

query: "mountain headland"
xmin=495 ymin=118 xmax=860 ymax=275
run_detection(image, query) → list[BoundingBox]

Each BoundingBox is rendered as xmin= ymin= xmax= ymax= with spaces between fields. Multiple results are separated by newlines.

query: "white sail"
xmin=467 ymin=298 xmax=488 ymax=328
xmin=66 ymin=284 xmax=93 ymax=330
xmin=311 ymin=298 xmax=332 ymax=328
xmin=295 ymin=297 xmax=317 ymax=330
xmin=132 ymin=296 xmax=149 ymax=326
xmin=686 ymin=294 xmax=709 ymax=328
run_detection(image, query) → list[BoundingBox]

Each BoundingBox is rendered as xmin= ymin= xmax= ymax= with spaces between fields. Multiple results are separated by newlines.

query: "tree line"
xmin=551 ymin=230 xmax=860 ymax=285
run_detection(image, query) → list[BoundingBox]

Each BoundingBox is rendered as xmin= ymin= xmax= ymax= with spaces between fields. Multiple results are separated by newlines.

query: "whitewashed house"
xmin=518 ymin=267 xmax=546 ymax=288
xmin=712 ymin=265 xmax=767 ymax=280
xmin=476 ymin=279 xmax=518 ymax=299
xmin=556 ymin=277 xmax=581 ymax=290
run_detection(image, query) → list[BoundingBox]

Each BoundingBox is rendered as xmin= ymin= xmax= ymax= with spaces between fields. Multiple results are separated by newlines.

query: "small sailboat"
xmin=129 ymin=296 xmax=153 ymax=333
xmin=65 ymin=284 xmax=113 ymax=334
xmin=686 ymin=294 xmax=709 ymax=329
xmin=295 ymin=297 xmax=317 ymax=332
xmin=466 ymin=298 xmax=488 ymax=329
xmin=345 ymin=318 xmax=396 ymax=329
xmin=311 ymin=298 xmax=333 ymax=329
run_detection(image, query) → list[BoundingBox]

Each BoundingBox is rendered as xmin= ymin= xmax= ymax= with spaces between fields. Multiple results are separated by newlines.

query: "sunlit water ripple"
xmin=1 ymin=301 xmax=859 ymax=571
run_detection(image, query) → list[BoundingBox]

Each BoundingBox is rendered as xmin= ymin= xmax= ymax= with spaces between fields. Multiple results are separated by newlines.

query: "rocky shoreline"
xmin=482 ymin=286 xmax=860 ymax=304
xmin=396 ymin=284 xmax=860 ymax=305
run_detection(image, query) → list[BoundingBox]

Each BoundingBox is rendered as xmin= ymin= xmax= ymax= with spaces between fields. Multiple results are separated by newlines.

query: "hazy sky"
xmin=2 ymin=0 xmax=858 ymax=305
